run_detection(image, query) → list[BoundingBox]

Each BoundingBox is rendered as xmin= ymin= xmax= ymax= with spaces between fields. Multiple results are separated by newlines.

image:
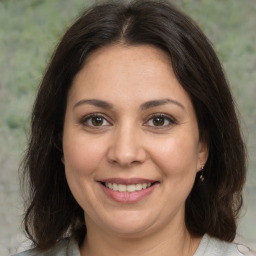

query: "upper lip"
xmin=99 ymin=178 xmax=158 ymax=185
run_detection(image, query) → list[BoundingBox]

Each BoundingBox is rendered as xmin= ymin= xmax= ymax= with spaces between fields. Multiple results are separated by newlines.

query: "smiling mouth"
xmin=102 ymin=182 xmax=157 ymax=193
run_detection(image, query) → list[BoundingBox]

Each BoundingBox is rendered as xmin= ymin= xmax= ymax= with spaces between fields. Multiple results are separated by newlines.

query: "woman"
xmin=13 ymin=0 xmax=250 ymax=255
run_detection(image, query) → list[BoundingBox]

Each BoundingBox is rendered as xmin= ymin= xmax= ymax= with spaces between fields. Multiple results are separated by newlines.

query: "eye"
xmin=145 ymin=114 xmax=176 ymax=128
xmin=80 ymin=114 xmax=111 ymax=127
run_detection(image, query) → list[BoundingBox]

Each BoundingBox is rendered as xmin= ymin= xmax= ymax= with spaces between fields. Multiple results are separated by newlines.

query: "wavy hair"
xmin=22 ymin=0 xmax=246 ymax=251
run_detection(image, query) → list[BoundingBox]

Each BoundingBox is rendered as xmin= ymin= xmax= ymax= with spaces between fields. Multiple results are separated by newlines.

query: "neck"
xmin=80 ymin=218 xmax=201 ymax=256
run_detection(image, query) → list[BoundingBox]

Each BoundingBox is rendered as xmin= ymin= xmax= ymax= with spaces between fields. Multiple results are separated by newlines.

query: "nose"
xmin=106 ymin=124 xmax=147 ymax=167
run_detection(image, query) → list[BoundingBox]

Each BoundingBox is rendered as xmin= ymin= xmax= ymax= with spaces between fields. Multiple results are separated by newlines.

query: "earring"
xmin=199 ymin=166 xmax=205 ymax=182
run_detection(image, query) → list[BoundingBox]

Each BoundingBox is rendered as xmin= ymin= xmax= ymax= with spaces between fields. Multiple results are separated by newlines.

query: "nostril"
xmin=108 ymin=158 xmax=119 ymax=165
xmin=129 ymin=160 xmax=142 ymax=166
xmin=107 ymin=155 xmax=143 ymax=167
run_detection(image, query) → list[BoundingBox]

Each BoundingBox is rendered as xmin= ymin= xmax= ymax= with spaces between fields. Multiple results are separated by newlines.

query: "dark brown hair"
xmin=22 ymin=0 xmax=246 ymax=251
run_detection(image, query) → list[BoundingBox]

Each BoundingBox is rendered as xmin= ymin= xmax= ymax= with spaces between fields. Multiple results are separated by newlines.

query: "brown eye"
xmin=145 ymin=114 xmax=176 ymax=128
xmin=81 ymin=114 xmax=111 ymax=128
xmin=152 ymin=116 xmax=165 ymax=126
xmin=91 ymin=116 xmax=104 ymax=126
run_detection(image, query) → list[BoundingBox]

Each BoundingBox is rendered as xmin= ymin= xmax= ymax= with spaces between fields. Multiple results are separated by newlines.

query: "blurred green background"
xmin=0 ymin=0 xmax=255 ymax=254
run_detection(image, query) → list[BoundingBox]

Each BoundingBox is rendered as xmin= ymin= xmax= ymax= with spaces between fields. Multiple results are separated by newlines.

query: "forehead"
xmin=73 ymin=43 xmax=173 ymax=86
xmin=84 ymin=43 xmax=172 ymax=68
xmin=68 ymin=44 xmax=191 ymax=109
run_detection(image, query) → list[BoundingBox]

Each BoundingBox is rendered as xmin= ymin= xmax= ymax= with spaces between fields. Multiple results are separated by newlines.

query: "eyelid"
xmin=79 ymin=112 xmax=177 ymax=129
xmin=143 ymin=113 xmax=177 ymax=127
xmin=79 ymin=113 xmax=112 ymax=127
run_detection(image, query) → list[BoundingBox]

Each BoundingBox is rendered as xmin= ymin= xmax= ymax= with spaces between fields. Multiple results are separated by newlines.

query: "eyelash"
xmin=144 ymin=113 xmax=177 ymax=128
xmin=79 ymin=113 xmax=177 ymax=129
xmin=79 ymin=113 xmax=111 ymax=128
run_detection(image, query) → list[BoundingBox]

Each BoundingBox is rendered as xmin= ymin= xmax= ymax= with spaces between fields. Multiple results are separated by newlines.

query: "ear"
xmin=197 ymin=139 xmax=209 ymax=171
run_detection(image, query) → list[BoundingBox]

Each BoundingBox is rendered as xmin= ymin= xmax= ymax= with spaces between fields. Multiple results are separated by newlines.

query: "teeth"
xmin=127 ymin=184 xmax=136 ymax=192
xmin=135 ymin=184 xmax=142 ymax=190
xmin=113 ymin=183 xmax=118 ymax=191
xmin=105 ymin=182 xmax=152 ymax=192
xmin=118 ymin=184 xmax=126 ymax=192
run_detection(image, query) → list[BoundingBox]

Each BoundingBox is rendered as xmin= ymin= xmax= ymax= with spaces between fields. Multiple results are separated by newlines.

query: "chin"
xmin=99 ymin=212 xmax=157 ymax=237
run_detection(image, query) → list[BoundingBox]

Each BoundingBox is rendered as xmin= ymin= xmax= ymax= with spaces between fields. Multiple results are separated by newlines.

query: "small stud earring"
xmin=199 ymin=166 xmax=205 ymax=182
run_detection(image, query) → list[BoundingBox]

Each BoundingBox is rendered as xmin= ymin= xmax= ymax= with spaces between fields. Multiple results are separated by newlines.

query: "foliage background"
xmin=0 ymin=0 xmax=255 ymax=254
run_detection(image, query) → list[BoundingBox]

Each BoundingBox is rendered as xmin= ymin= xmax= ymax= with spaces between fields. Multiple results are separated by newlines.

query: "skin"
xmin=62 ymin=44 xmax=208 ymax=256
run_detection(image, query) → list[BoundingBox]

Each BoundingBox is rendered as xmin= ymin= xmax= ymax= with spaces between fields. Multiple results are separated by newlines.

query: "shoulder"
xmin=11 ymin=237 xmax=80 ymax=256
xmin=194 ymin=234 xmax=256 ymax=256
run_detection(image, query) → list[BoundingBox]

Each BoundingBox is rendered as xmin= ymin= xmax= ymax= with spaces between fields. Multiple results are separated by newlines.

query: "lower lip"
xmin=99 ymin=183 xmax=156 ymax=203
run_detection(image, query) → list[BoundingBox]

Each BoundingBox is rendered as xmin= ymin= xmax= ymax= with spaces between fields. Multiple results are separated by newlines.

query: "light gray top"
xmin=11 ymin=238 xmax=79 ymax=256
xmin=12 ymin=234 xmax=255 ymax=256
xmin=194 ymin=234 xmax=253 ymax=256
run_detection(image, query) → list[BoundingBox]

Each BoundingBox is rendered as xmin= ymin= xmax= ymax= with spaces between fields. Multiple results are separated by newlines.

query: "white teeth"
xmin=127 ymin=184 xmax=136 ymax=192
xmin=105 ymin=182 xmax=152 ymax=192
xmin=135 ymin=184 xmax=142 ymax=190
xmin=118 ymin=184 xmax=126 ymax=192
xmin=113 ymin=183 xmax=118 ymax=191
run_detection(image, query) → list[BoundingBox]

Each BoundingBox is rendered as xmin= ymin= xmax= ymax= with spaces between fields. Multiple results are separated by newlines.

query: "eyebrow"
xmin=73 ymin=98 xmax=185 ymax=111
xmin=73 ymin=99 xmax=113 ymax=110
xmin=140 ymin=98 xmax=185 ymax=111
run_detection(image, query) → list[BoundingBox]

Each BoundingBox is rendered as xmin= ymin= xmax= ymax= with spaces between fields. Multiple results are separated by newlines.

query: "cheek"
xmin=150 ymin=133 xmax=199 ymax=176
xmin=63 ymin=135 xmax=106 ymax=211
xmin=63 ymin=133 xmax=106 ymax=177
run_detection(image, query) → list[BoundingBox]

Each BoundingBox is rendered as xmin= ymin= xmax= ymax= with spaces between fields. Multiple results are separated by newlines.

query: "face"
xmin=62 ymin=44 xmax=208 ymax=237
